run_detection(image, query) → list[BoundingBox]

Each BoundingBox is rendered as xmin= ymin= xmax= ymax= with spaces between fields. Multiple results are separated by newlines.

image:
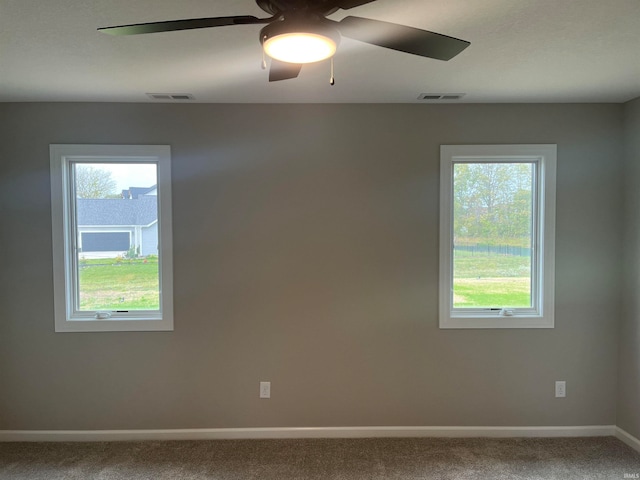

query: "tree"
xmin=453 ymin=163 xmax=532 ymax=246
xmin=75 ymin=166 xmax=117 ymax=199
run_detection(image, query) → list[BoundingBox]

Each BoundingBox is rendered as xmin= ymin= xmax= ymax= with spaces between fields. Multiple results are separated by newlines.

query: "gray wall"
xmin=0 ymin=103 xmax=623 ymax=430
xmin=619 ymin=97 xmax=640 ymax=438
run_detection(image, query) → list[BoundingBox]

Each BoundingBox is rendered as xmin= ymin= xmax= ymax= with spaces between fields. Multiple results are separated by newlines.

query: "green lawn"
xmin=78 ymin=257 xmax=159 ymax=310
xmin=453 ymin=250 xmax=531 ymax=308
xmin=454 ymin=277 xmax=530 ymax=307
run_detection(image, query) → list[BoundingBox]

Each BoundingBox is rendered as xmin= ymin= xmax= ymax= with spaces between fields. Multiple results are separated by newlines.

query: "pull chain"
xmin=329 ymin=57 xmax=335 ymax=86
xmin=261 ymin=37 xmax=267 ymax=70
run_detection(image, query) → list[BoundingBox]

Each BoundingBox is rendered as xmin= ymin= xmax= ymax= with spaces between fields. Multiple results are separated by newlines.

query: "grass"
xmin=453 ymin=250 xmax=531 ymax=308
xmin=454 ymin=278 xmax=531 ymax=307
xmin=78 ymin=257 xmax=159 ymax=310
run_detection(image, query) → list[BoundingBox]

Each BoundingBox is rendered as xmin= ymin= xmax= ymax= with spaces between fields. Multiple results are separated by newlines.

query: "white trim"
xmin=50 ymin=144 xmax=173 ymax=333
xmin=0 ymin=425 xmax=615 ymax=443
xmin=439 ymin=144 xmax=557 ymax=329
xmin=615 ymin=427 xmax=640 ymax=453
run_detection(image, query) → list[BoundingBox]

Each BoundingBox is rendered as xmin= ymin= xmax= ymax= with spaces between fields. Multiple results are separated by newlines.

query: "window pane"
xmin=73 ymin=163 xmax=160 ymax=311
xmin=452 ymin=162 xmax=533 ymax=308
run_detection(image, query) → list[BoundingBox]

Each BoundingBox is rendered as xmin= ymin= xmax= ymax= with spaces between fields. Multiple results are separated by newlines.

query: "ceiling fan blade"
xmin=333 ymin=0 xmax=378 ymax=9
xmin=335 ymin=16 xmax=470 ymax=60
xmin=269 ymin=60 xmax=303 ymax=82
xmin=98 ymin=15 xmax=270 ymax=36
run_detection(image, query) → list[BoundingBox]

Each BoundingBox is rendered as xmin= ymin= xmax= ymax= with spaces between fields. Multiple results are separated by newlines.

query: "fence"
xmin=454 ymin=244 xmax=531 ymax=257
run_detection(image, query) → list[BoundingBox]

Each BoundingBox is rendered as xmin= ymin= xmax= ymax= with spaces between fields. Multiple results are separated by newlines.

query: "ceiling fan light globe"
xmin=264 ymin=32 xmax=338 ymax=64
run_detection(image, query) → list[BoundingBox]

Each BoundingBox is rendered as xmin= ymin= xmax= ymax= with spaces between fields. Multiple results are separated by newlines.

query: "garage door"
xmin=81 ymin=232 xmax=130 ymax=252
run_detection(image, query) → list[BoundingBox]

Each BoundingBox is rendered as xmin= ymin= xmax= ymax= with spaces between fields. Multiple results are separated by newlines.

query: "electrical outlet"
xmin=555 ymin=381 xmax=566 ymax=398
xmin=260 ymin=381 xmax=271 ymax=399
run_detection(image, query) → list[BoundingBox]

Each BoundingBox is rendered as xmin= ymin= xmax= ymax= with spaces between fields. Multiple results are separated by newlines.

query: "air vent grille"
xmin=147 ymin=93 xmax=195 ymax=101
xmin=418 ymin=93 xmax=465 ymax=101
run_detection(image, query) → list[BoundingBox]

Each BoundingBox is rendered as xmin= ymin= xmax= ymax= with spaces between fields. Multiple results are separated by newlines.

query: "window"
xmin=439 ymin=145 xmax=556 ymax=328
xmin=50 ymin=145 xmax=173 ymax=332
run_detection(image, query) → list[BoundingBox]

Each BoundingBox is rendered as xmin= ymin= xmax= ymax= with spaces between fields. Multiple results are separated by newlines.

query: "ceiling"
xmin=1 ymin=0 xmax=639 ymax=103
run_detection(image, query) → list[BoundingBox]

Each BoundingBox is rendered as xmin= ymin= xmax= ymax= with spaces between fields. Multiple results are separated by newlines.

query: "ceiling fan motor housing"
xmin=256 ymin=0 xmax=340 ymax=16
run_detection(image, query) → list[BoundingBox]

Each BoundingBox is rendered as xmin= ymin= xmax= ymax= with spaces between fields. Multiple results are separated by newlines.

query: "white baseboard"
xmin=615 ymin=427 xmax=640 ymax=453
xmin=0 ymin=425 xmax=616 ymax=443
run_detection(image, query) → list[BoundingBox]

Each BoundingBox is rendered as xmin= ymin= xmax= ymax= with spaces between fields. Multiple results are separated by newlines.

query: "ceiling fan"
xmin=98 ymin=0 xmax=470 ymax=83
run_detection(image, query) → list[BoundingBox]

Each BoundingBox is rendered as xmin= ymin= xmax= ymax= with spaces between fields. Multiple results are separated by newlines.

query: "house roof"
xmin=77 ymin=195 xmax=157 ymax=227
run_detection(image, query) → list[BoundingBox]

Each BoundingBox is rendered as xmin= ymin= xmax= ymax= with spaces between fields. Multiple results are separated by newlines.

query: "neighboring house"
xmin=121 ymin=185 xmax=157 ymax=200
xmin=76 ymin=186 xmax=158 ymax=258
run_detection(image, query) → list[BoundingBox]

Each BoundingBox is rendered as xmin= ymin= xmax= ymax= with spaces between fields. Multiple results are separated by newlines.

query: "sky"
xmin=83 ymin=163 xmax=157 ymax=192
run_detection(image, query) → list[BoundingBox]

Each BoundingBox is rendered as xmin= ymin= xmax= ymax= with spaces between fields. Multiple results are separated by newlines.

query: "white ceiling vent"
xmin=418 ymin=93 xmax=465 ymax=101
xmin=147 ymin=93 xmax=195 ymax=101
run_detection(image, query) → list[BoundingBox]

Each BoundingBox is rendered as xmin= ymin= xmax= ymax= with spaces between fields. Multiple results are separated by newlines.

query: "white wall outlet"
xmin=555 ymin=381 xmax=566 ymax=398
xmin=260 ymin=381 xmax=271 ymax=399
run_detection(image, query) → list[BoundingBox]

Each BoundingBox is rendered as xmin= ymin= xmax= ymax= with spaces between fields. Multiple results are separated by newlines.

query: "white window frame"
xmin=439 ymin=145 xmax=556 ymax=329
xmin=50 ymin=144 xmax=174 ymax=332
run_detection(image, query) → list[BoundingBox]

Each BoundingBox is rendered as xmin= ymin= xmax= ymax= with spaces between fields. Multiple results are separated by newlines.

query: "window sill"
xmin=440 ymin=315 xmax=554 ymax=329
xmin=54 ymin=318 xmax=173 ymax=333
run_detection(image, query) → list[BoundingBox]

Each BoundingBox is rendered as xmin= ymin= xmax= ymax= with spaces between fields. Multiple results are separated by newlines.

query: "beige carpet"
xmin=1 ymin=436 xmax=639 ymax=479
